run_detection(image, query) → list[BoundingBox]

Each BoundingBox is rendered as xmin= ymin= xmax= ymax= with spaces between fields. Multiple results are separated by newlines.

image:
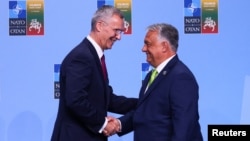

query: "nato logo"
xmin=9 ymin=1 xmax=27 ymax=35
xmin=9 ymin=1 xmax=26 ymax=18
xmin=184 ymin=0 xmax=201 ymax=17
xmin=54 ymin=64 xmax=61 ymax=99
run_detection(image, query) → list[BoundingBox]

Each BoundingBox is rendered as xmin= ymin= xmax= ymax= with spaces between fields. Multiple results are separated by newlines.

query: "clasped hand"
xmin=103 ymin=116 xmax=120 ymax=136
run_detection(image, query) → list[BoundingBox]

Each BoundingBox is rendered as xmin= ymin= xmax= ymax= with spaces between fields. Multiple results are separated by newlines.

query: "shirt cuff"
xmin=99 ymin=117 xmax=108 ymax=133
xmin=117 ymin=119 xmax=122 ymax=132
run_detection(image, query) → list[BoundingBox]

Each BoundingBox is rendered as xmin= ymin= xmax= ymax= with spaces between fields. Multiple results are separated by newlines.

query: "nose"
xmin=142 ymin=45 xmax=147 ymax=52
xmin=115 ymin=33 xmax=121 ymax=40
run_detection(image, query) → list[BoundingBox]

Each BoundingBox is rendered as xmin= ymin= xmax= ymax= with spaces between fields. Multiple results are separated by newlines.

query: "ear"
xmin=161 ymin=41 xmax=169 ymax=52
xmin=96 ymin=21 xmax=103 ymax=32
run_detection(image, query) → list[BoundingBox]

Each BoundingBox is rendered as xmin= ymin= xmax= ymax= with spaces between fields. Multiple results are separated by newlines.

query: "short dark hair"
xmin=147 ymin=23 xmax=179 ymax=52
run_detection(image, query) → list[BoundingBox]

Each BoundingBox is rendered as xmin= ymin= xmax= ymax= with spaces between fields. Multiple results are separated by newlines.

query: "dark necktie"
xmin=101 ymin=55 xmax=107 ymax=80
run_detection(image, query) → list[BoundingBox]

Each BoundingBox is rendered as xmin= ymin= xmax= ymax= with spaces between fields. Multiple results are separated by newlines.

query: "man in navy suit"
xmin=51 ymin=5 xmax=137 ymax=141
xmin=117 ymin=23 xmax=203 ymax=141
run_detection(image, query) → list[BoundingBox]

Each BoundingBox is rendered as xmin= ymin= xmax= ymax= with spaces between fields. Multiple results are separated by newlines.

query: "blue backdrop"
xmin=0 ymin=0 xmax=250 ymax=141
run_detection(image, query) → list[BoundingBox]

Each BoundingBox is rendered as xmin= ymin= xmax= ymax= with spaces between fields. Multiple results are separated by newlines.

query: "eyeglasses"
xmin=101 ymin=21 xmax=124 ymax=35
xmin=112 ymin=28 xmax=124 ymax=35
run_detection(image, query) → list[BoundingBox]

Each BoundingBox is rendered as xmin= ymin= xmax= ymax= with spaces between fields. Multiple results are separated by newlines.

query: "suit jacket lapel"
xmin=83 ymin=38 xmax=108 ymax=83
xmin=83 ymin=38 xmax=109 ymax=104
xmin=137 ymin=55 xmax=179 ymax=107
xmin=139 ymin=73 xmax=150 ymax=98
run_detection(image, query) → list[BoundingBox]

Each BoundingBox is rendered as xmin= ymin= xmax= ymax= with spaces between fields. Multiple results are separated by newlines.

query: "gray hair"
xmin=147 ymin=23 xmax=179 ymax=52
xmin=91 ymin=5 xmax=124 ymax=31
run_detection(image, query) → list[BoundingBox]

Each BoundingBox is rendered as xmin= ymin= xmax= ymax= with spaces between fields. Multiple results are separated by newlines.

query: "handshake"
xmin=102 ymin=116 xmax=121 ymax=136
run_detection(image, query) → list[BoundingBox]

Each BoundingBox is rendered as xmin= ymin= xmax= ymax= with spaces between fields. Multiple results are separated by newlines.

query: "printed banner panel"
xmin=9 ymin=0 xmax=44 ymax=36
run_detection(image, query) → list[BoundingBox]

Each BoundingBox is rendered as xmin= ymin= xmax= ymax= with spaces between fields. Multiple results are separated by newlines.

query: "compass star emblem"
xmin=12 ymin=4 xmax=23 ymax=15
xmin=187 ymin=3 xmax=197 ymax=14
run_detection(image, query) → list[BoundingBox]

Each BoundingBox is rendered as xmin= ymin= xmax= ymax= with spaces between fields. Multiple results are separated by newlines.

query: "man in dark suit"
xmin=117 ymin=23 xmax=203 ymax=141
xmin=51 ymin=5 xmax=137 ymax=141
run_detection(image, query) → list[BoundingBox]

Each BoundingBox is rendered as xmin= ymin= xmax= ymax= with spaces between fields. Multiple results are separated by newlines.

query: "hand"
xmin=103 ymin=116 xmax=121 ymax=136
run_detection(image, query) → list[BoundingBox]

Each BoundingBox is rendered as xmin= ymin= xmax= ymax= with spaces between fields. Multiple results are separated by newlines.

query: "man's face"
xmin=100 ymin=14 xmax=125 ymax=50
xmin=142 ymin=30 xmax=164 ymax=67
